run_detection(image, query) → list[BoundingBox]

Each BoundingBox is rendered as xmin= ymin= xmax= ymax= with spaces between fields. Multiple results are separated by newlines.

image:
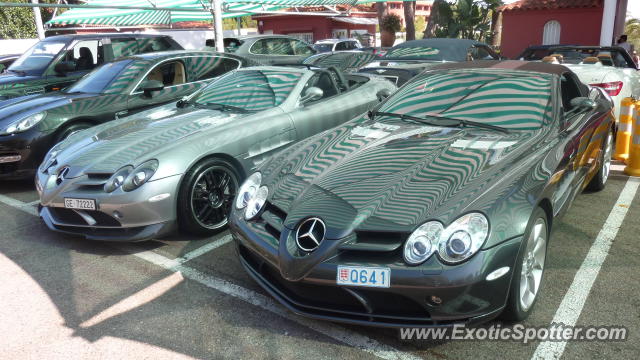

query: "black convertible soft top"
xmin=427 ymin=60 xmax=571 ymax=76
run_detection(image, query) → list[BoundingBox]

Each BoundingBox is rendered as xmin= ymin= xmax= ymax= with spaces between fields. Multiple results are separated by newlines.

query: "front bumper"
xmin=37 ymin=171 xmax=183 ymax=241
xmin=0 ymin=129 xmax=53 ymax=179
xmin=230 ymin=211 xmax=523 ymax=328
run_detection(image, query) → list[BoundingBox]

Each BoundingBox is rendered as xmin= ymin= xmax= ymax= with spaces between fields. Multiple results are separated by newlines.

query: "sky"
xmin=500 ymin=0 xmax=640 ymax=19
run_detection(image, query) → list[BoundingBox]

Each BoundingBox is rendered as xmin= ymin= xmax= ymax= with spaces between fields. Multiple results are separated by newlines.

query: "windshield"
xmin=193 ymin=69 xmax=302 ymax=112
xmin=313 ymin=43 xmax=334 ymax=52
xmin=378 ymin=71 xmax=553 ymax=130
xmin=66 ymin=60 xmax=133 ymax=94
xmin=521 ymin=47 xmax=635 ymax=68
xmin=8 ymin=41 xmax=67 ymax=75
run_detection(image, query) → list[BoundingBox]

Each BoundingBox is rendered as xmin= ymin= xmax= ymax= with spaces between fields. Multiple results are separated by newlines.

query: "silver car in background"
xmin=37 ymin=66 xmax=395 ymax=241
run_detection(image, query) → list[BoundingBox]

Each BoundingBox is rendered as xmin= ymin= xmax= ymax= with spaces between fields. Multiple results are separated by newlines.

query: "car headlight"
xmin=235 ymin=172 xmax=262 ymax=210
xmin=104 ymin=165 xmax=133 ymax=193
xmin=403 ymin=212 xmax=489 ymax=265
xmin=404 ymin=221 xmax=442 ymax=265
xmin=1 ymin=112 xmax=46 ymax=135
xmin=244 ymin=185 xmax=268 ymax=220
xmin=122 ymin=160 xmax=159 ymax=192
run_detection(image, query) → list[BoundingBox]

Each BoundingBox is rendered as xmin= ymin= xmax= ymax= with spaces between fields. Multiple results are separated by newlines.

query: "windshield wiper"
xmin=369 ymin=111 xmax=509 ymax=133
xmin=195 ymin=102 xmax=249 ymax=113
xmin=369 ymin=111 xmax=441 ymax=126
xmin=423 ymin=113 xmax=510 ymax=133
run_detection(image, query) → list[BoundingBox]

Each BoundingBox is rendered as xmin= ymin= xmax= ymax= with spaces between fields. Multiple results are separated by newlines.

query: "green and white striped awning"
xmin=46 ymin=0 xmax=392 ymax=27
xmin=46 ymin=0 xmax=286 ymax=26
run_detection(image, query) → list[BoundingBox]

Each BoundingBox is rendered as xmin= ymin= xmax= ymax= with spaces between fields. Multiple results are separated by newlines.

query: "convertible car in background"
xmin=230 ymin=61 xmax=614 ymax=327
xmin=37 ymin=66 xmax=395 ymax=241
xmin=0 ymin=50 xmax=251 ymax=179
xmin=0 ymin=33 xmax=182 ymax=100
xmin=520 ymin=45 xmax=640 ymax=119
xmin=358 ymin=38 xmax=501 ymax=86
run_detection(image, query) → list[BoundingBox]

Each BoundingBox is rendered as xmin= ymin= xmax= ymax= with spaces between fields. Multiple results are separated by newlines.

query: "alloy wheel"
xmin=519 ymin=218 xmax=547 ymax=312
xmin=190 ymin=165 xmax=238 ymax=230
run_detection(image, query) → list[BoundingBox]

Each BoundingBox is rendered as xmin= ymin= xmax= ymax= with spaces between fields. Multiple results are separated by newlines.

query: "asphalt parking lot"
xmin=0 ymin=162 xmax=638 ymax=360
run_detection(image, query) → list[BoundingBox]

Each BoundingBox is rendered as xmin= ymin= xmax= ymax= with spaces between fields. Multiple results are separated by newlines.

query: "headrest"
xmin=542 ymin=56 xmax=559 ymax=64
xmin=582 ymin=56 xmax=601 ymax=64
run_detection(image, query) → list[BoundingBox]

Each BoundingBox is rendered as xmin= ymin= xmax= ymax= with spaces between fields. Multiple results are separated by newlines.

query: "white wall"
xmin=0 ymin=39 xmax=39 ymax=55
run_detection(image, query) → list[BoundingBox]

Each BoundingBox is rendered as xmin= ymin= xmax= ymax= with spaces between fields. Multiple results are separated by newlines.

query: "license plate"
xmin=64 ymin=198 xmax=96 ymax=210
xmin=336 ymin=266 xmax=390 ymax=288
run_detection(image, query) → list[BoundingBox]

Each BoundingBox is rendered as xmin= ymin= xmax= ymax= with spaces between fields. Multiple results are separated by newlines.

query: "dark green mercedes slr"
xmin=229 ymin=61 xmax=615 ymax=327
xmin=0 ymin=50 xmax=252 ymax=179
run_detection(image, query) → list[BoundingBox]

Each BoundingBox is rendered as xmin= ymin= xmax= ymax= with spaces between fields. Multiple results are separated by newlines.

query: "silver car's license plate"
xmin=64 ymin=198 xmax=96 ymax=210
xmin=336 ymin=266 xmax=390 ymax=288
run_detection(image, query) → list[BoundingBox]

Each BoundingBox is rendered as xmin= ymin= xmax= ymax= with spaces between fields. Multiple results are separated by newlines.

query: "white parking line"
xmin=532 ymin=176 xmax=640 ymax=360
xmin=0 ymin=195 xmax=420 ymax=360
xmin=176 ymin=234 xmax=233 ymax=264
xmin=0 ymin=194 xmax=38 ymax=216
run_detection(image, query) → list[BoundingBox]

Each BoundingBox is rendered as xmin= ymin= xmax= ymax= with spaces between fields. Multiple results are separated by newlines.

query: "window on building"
xmin=542 ymin=20 xmax=561 ymax=45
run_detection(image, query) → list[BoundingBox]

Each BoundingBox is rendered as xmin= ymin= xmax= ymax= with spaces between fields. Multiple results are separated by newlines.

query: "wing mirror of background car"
xmin=300 ymin=87 xmax=323 ymax=104
xmin=54 ymin=62 xmax=74 ymax=76
xmin=570 ymin=97 xmax=597 ymax=112
xmin=376 ymin=88 xmax=392 ymax=102
xmin=141 ymin=80 xmax=165 ymax=98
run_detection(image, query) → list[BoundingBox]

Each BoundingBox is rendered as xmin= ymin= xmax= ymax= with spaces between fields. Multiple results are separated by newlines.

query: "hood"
xmin=0 ymin=73 xmax=41 ymax=87
xmin=51 ymin=104 xmax=253 ymax=178
xmin=0 ymin=92 xmax=90 ymax=126
xmin=264 ymin=117 xmax=541 ymax=239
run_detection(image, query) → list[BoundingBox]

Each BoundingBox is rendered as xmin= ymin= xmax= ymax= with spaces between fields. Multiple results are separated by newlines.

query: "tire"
xmin=54 ymin=122 xmax=94 ymax=144
xmin=501 ymin=207 xmax=549 ymax=322
xmin=177 ymin=157 xmax=241 ymax=236
xmin=586 ymin=128 xmax=613 ymax=192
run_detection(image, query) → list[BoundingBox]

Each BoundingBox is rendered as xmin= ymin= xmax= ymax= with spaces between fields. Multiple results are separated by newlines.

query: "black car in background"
xmin=359 ymin=38 xmax=501 ymax=86
xmin=0 ymin=50 xmax=250 ymax=179
xmin=0 ymin=33 xmax=182 ymax=100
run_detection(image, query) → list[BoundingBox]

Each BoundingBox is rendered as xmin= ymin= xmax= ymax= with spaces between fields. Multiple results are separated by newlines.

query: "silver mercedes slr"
xmin=36 ymin=66 xmax=396 ymax=241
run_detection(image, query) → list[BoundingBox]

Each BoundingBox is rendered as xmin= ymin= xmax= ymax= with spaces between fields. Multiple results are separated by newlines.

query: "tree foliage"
xmin=222 ymin=16 xmax=257 ymax=31
xmin=625 ymin=17 xmax=640 ymax=51
xmin=0 ymin=0 xmax=56 ymax=39
xmin=424 ymin=0 xmax=503 ymax=42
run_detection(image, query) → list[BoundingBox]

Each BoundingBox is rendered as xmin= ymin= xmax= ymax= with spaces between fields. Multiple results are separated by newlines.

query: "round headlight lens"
xmin=122 ymin=160 xmax=158 ymax=192
xmin=235 ymin=172 xmax=261 ymax=209
xmin=2 ymin=112 xmax=46 ymax=135
xmin=104 ymin=166 xmax=133 ymax=193
xmin=244 ymin=185 xmax=268 ymax=220
xmin=403 ymin=221 xmax=442 ymax=265
xmin=437 ymin=213 xmax=489 ymax=264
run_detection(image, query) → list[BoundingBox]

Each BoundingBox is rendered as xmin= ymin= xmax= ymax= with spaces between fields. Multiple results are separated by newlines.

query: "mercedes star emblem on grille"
xmin=295 ymin=217 xmax=326 ymax=252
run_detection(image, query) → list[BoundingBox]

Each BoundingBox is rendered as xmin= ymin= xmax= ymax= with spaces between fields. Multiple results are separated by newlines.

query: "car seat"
xmin=76 ymin=47 xmax=95 ymax=70
xmin=582 ymin=56 xmax=601 ymax=65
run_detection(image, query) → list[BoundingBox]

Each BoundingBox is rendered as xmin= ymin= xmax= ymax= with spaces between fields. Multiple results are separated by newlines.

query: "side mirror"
xmin=376 ymin=88 xmax=392 ymax=102
xmin=176 ymin=97 xmax=190 ymax=108
xmin=54 ymin=62 xmax=74 ymax=76
xmin=300 ymin=86 xmax=323 ymax=104
xmin=570 ymin=97 xmax=597 ymax=111
xmin=141 ymin=80 xmax=164 ymax=98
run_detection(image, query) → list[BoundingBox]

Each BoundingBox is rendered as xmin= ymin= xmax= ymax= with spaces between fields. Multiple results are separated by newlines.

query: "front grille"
xmin=49 ymin=207 xmax=121 ymax=227
xmin=257 ymin=201 xmax=288 ymax=243
xmin=239 ymin=244 xmax=433 ymax=325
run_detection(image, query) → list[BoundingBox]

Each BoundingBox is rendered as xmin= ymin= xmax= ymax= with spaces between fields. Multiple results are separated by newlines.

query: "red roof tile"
xmin=499 ymin=0 xmax=602 ymax=12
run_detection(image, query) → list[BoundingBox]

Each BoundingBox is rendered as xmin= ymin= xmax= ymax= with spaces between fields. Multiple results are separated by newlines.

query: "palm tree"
xmin=404 ymin=1 xmax=416 ymax=41
xmin=626 ymin=17 xmax=640 ymax=51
